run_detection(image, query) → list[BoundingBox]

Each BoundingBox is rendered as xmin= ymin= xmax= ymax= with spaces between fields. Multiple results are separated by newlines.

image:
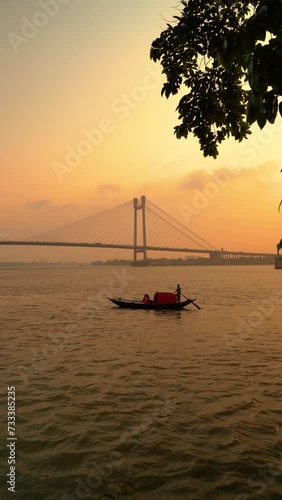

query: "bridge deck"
xmin=0 ymin=241 xmax=276 ymax=258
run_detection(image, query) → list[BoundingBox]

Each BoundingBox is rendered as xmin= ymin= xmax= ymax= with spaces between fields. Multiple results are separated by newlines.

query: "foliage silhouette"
xmin=151 ymin=0 xmax=282 ymax=158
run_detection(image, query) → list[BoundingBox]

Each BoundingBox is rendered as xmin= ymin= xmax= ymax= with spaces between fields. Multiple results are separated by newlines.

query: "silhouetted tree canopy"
xmin=150 ymin=0 xmax=282 ymax=158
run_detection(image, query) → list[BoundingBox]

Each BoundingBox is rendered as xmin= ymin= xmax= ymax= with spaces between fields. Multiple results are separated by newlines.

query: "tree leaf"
xmin=257 ymin=113 xmax=267 ymax=129
xmin=247 ymin=93 xmax=261 ymax=124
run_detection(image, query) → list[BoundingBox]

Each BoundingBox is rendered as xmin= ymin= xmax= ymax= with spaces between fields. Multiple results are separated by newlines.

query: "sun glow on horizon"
xmin=1 ymin=0 xmax=282 ymax=261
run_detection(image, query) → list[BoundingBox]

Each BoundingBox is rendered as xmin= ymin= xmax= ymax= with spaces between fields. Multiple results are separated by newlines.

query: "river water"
xmin=1 ymin=265 xmax=282 ymax=500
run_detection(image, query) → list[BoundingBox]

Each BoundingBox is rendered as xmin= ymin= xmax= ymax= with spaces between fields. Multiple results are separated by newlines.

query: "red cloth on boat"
xmin=154 ymin=292 xmax=177 ymax=305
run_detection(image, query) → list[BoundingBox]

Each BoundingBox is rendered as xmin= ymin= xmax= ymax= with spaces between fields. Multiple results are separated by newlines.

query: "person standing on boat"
xmin=175 ymin=284 xmax=181 ymax=302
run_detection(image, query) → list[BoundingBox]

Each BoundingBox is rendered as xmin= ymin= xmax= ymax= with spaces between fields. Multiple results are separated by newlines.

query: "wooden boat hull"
xmin=108 ymin=297 xmax=195 ymax=310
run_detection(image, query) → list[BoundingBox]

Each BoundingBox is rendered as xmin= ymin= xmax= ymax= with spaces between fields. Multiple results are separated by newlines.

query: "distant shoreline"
xmin=0 ymin=257 xmax=275 ymax=267
xmin=0 ymin=262 xmax=89 ymax=268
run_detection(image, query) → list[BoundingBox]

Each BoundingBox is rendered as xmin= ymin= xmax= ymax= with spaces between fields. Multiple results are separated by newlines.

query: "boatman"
xmin=175 ymin=284 xmax=181 ymax=302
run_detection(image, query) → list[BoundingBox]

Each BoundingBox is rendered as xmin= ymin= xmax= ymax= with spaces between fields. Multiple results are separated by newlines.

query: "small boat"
xmin=108 ymin=292 xmax=197 ymax=310
xmin=108 ymin=297 xmax=196 ymax=310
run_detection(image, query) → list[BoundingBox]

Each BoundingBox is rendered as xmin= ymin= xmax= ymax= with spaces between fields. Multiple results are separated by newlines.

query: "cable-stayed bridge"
xmin=0 ymin=196 xmax=276 ymax=264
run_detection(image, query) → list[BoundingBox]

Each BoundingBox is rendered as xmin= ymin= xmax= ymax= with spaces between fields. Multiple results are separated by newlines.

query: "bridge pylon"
xmin=132 ymin=195 xmax=149 ymax=266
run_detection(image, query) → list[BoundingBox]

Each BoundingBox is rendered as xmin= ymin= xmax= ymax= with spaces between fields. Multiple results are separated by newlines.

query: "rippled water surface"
xmin=1 ymin=265 xmax=282 ymax=500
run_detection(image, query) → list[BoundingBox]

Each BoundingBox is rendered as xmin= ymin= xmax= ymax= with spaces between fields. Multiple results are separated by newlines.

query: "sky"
xmin=1 ymin=0 xmax=282 ymax=262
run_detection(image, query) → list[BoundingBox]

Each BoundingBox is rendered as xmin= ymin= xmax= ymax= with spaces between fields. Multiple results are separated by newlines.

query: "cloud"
xmin=179 ymin=162 xmax=280 ymax=193
xmin=25 ymin=200 xmax=78 ymax=211
xmin=98 ymin=184 xmax=121 ymax=194
xmin=179 ymin=170 xmax=211 ymax=190
xmin=26 ymin=199 xmax=52 ymax=211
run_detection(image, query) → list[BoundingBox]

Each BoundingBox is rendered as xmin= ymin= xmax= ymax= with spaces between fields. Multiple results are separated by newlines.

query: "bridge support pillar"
xmin=209 ymin=251 xmax=222 ymax=265
xmin=132 ymin=195 xmax=149 ymax=266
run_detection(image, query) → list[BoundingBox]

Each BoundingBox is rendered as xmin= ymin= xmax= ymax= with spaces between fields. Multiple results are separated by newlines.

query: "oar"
xmin=181 ymin=293 xmax=201 ymax=310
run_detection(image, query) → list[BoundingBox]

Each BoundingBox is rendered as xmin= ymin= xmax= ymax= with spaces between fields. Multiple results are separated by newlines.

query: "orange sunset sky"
xmin=1 ymin=0 xmax=282 ymax=262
